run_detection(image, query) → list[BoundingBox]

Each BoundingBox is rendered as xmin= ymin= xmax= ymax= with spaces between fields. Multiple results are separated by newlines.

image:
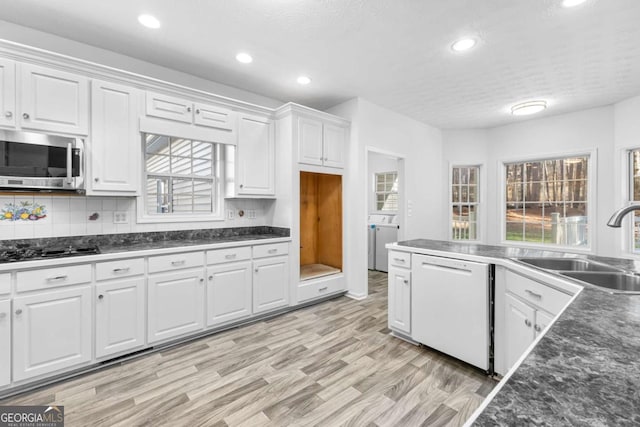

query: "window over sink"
xmin=629 ymin=149 xmax=640 ymax=253
xmin=141 ymin=133 xmax=221 ymax=221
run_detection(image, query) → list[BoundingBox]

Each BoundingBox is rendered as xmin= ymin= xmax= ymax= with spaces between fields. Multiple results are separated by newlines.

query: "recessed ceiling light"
xmin=511 ymin=101 xmax=547 ymax=116
xmin=297 ymin=76 xmax=312 ymax=85
xmin=138 ymin=14 xmax=160 ymax=29
xmin=451 ymin=38 xmax=476 ymax=52
xmin=562 ymin=0 xmax=587 ymax=7
xmin=236 ymin=52 xmax=253 ymax=64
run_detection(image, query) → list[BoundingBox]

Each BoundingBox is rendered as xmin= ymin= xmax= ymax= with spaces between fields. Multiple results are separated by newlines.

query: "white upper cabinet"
xmin=298 ymin=116 xmax=346 ymax=169
xmin=20 ymin=64 xmax=89 ymax=135
xmin=89 ymin=80 xmax=141 ymax=194
xmin=235 ymin=113 xmax=275 ymax=196
xmin=146 ymin=91 xmax=236 ymax=131
xmin=0 ymin=58 xmax=16 ymax=129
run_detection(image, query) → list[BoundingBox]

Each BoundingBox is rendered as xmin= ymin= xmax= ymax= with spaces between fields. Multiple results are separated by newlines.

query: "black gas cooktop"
xmin=0 ymin=244 xmax=100 ymax=263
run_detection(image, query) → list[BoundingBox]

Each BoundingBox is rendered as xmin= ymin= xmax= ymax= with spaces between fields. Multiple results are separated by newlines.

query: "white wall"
xmin=327 ymin=98 xmax=444 ymax=298
xmin=443 ymin=105 xmax=624 ymax=257
xmin=0 ymin=20 xmax=283 ymax=108
xmin=368 ymin=152 xmax=399 ymax=214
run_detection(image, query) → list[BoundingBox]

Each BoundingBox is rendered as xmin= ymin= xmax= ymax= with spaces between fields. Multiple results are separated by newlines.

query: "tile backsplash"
xmin=0 ymin=195 xmax=273 ymax=240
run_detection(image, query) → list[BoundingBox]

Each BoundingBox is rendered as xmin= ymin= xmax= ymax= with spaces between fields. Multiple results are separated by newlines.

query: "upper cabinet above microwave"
xmin=145 ymin=91 xmax=237 ymax=132
xmin=0 ymin=58 xmax=16 ymax=129
xmin=20 ymin=64 xmax=89 ymax=136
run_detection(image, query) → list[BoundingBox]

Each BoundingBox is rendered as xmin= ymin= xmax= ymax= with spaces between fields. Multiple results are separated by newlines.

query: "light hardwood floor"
xmin=1 ymin=271 xmax=495 ymax=426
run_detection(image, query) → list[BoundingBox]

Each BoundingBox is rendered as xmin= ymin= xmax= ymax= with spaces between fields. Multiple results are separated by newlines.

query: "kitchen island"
xmin=390 ymin=239 xmax=640 ymax=426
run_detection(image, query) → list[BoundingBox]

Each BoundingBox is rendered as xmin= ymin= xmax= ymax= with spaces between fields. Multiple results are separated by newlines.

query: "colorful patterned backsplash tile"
xmin=1 ymin=201 xmax=48 ymax=221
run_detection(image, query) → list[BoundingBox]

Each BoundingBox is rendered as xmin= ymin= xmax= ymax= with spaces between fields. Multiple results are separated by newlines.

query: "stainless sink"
xmin=560 ymin=271 xmax=640 ymax=294
xmin=517 ymin=257 xmax=622 ymax=272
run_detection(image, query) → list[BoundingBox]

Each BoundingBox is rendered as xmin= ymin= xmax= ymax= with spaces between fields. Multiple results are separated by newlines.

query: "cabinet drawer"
xmin=96 ymin=258 xmax=145 ymax=281
xmin=389 ymin=251 xmax=411 ymax=269
xmin=0 ymin=273 xmax=9 ymax=295
xmin=298 ymin=277 xmax=344 ymax=303
xmin=505 ymin=271 xmax=571 ymax=315
xmin=17 ymin=264 xmax=92 ymax=293
xmin=253 ymin=243 xmax=289 ymax=259
xmin=148 ymin=251 xmax=204 ymax=274
xmin=207 ymin=247 xmax=251 ymax=265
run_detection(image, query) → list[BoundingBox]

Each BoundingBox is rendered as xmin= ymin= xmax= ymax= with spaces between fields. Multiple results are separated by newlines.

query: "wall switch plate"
xmin=227 ymin=209 xmax=235 ymax=220
xmin=113 ymin=211 xmax=128 ymax=224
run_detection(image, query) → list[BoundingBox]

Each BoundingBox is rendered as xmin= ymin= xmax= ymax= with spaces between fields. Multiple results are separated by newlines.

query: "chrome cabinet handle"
xmin=239 ymin=184 xmax=244 ymax=188
xmin=94 ymin=177 xmax=100 ymax=182
xmin=15 ymin=309 xmax=22 ymax=315
xmin=403 ymin=279 xmax=409 ymax=284
xmin=171 ymin=260 xmax=186 ymax=266
xmin=534 ymin=324 xmax=542 ymax=332
xmin=46 ymin=275 xmax=68 ymax=281
xmin=268 ymin=249 xmax=277 ymax=254
xmin=318 ymin=286 xmax=328 ymax=292
xmin=525 ymin=319 xmax=532 ymax=327
xmin=98 ymin=294 xmax=104 ymax=300
xmin=195 ymin=109 xmax=200 ymax=114
xmin=187 ymin=106 xmax=192 ymax=112
xmin=225 ymin=254 xmax=237 ymax=259
xmin=113 ymin=267 xmax=130 ymax=273
xmin=5 ymin=111 xmax=12 ymax=118
xmin=208 ymin=275 xmax=213 ymax=280
xmin=394 ymin=258 xmax=405 ymax=263
xmin=199 ymin=278 xmax=204 ymax=283
xmin=525 ymin=290 xmax=542 ymax=299
xmin=22 ymin=113 xmax=29 ymax=119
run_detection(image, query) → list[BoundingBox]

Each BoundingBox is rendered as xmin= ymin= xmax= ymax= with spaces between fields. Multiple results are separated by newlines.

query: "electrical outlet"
xmin=113 ymin=211 xmax=128 ymax=224
xmin=227 ymin=209 xmax=235 ymax=220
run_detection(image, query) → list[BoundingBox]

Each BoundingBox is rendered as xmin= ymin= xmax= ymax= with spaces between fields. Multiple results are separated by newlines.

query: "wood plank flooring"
xmin=1 ymin=271 xmax=496 ymax=426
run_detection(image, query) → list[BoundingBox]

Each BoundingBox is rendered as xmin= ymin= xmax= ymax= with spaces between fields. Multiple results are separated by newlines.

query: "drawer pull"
xmin=267 ymin=249 xmax=278 ymax=254
xmin=524 ymin=319 xmax=532 ymax=327
xmin=225 ymin=254 xmax=237 ymax=259
xmin=318 ymin=286 xmax=328 ymax=292
xmin=403 ymin=279 xmax=409 ymax=284
xmin=46 ymin=275 xmax=68 ymax=282
xmin=394 ymin=258 xmax=405 ymax=263
xmin=15 ymin=309 xmax=22 ymax=315
xmin=525 ymin=289 xmax=542 ymax=299
xmin=113 ymin=267 xmax=130 ymax=273
xmin=534 ymin=324 xmax=542 ymax=332
xmin=171 ymin=260 xmax=186 ymax=266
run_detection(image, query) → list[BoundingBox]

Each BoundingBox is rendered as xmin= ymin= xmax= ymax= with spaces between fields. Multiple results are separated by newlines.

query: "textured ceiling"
xmin=0 ymin=0 xmax=639 ymax=129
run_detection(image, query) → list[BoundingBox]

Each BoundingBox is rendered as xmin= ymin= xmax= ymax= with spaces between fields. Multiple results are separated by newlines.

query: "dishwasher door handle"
xmin=422 ymin=262 xmax=472 ymax=274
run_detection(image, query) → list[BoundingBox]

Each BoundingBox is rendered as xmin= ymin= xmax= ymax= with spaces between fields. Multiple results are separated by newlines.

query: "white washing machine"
xmin=368 ymin=215 xmax=399 ymax=272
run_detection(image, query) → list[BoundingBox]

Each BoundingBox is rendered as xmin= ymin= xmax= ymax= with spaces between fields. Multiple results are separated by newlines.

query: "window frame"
xmin=137 ymin=132 xmax=224 ymax=224
xmin=373 ymin=171 xmax=399 ymax=213
xmin=627 ymin=148 xmax=640 ymax=255
xmin=499 ymin=149 xmax=596 ymax=252
xmin=449 ymin=164 xmax=481 ymax=242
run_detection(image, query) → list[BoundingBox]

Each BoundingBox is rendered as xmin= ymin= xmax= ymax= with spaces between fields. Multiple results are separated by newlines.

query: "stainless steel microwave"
xmin=0 ymin=130 xmax=84 ymax=191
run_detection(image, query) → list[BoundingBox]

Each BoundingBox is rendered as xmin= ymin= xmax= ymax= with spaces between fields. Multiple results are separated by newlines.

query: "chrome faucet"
xmin=607 ymin=204 xmax=640 ymax=227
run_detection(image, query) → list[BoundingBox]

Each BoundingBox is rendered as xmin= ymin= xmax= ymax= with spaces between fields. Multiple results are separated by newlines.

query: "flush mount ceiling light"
xmin=562 ymin=0 xmax=587 ymax=7
xmin=235 ymin=52 xmax=253 ymax=64
xmin=511 ymin=100 xmax=547 ymax=116
xmin=138 ymin=14 xmax=160 ymax=29
xmin=451 ymin=38 xmax=476 ymax=52
xmin=297 ymin=76 xmax=312 ymax=85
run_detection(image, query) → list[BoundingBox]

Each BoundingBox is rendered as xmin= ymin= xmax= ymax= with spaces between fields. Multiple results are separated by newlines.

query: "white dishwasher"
xmin=411 ymin=254 xmax=491 ymax=371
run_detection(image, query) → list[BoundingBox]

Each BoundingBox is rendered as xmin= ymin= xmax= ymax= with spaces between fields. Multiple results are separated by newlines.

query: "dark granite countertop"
xmin=393 ymin=239 xmax=640 ymax=426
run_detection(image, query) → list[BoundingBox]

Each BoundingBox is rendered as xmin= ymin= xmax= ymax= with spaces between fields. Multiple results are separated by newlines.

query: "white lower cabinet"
xmin=206 ymin=261 xmax=252 ymax=327
xmin=388 ymin=266 xmax=411 ymax=334
xmin=0 ymin=300 xmax=10 ymax=387
xmin=95 ymin=278 xmax=145 ymax=359
xmin=147 ymin=269 xmax=205 ymax=344
xmin=253 ymin=256 xmax=289 ymax=314
xmin=504 ymin=293 xmax=537 ymax=370
xmin=13 ymin=287 xmax=92 ymax=382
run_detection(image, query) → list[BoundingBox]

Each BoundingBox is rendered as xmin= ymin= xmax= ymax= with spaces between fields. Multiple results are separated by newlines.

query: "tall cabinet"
xmin=274 ymin=103 xmax=350 ymax=305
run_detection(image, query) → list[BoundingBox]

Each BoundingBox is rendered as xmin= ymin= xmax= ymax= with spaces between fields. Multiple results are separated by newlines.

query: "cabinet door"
xmin=298 ymin=117 xmax=323 ymax=166
xmin=388 ymin=267 xmax=411 ymax=334
xmin=504 ymin=293 xmax=536 ymax=371
xmin=253 ymin=256 xmax=289 ymax=314
xmin=535 ymin=310 xmax=554 ymax=338
xmin=96 ymin=278 xmax=145 ymax=359
xmin=20 ymin=64 xmax=89 ymax=135
xmin=206 ymin=261 xmax=252 ymax=327
xmin=13 ymin=286 xmax=92 ymax=382
xmin=194 ymin=102 xmax=236 ymax=131
xmin=145 ymin=91 xmax=193 ymax=123
xmin=147 ymin=270 xmax=204 ymax=344
xmin=0 ymin=300 xmax=10 ymax=387
xmin=323 ymin=123 xmax=346 ymax=168
xmin=236 ymin=113 xmax=275 ymax=195
xmin=0 ymin=58 xmax=16 ymax=128
xmin=90 ymin=80 xmax=140 ymax=193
